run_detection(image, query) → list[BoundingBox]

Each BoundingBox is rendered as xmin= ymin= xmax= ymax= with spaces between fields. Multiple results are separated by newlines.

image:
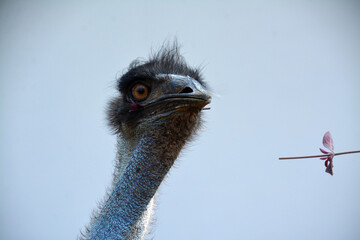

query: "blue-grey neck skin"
xmin=86 ymin=128 xmax=184 ymax=240
xmin=83 ymin=94 xmax=204 ymax=240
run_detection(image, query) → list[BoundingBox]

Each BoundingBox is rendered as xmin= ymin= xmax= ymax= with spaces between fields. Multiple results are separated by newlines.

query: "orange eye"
xmin=131 ymin=83 xmax=149 ymax=100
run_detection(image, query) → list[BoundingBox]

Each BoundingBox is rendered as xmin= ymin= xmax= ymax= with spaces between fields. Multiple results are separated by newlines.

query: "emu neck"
xmin=88 ymin=124 xmax=188 ymax=239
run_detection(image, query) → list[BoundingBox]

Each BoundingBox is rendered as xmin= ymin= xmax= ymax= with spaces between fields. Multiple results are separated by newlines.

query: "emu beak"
xmin=157 ymin=74 xmax=211 ymax=105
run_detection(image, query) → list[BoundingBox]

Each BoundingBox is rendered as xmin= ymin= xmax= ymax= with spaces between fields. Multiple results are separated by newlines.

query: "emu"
xmin=81 ymin=43 xmax=211 ymax=239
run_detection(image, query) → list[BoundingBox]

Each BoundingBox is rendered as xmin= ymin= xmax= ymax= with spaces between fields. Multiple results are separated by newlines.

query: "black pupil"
xmin=137 ymin=86 xmax=145 ymax=94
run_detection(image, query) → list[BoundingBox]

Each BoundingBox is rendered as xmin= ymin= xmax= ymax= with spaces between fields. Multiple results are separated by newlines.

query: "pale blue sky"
xmin=1 ymin=1 xmax=360 ymax=240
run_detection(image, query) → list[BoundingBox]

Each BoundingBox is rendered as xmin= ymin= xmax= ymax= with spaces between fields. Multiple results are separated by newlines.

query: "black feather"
xmin=118 ymin=42 xmax=204 ymax=94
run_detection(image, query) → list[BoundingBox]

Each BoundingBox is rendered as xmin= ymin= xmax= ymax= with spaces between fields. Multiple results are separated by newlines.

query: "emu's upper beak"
xmin=155 ymin=74 xmax=211 ymax=107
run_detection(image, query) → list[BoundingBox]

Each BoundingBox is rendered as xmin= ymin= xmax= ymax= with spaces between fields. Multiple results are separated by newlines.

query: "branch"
xmin=279 ymin=150 xmax=360 ymax=160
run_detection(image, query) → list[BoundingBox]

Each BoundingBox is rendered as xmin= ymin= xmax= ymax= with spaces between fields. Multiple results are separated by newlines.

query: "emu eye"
xmin=131 ymin=83 xmax=149 ymax=101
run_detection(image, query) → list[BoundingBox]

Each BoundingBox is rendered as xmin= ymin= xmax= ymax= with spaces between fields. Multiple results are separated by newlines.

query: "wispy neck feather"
xmin=84 ymin=109 xmax=202 ymax=240
xmin=87 ymin=132 xmax=186 ymax=239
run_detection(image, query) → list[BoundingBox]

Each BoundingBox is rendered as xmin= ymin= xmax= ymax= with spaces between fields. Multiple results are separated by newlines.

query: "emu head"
xmin=107 ymin=45 xmax=211 ymax=141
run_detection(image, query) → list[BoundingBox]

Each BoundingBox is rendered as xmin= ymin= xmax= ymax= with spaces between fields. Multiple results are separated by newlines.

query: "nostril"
xmin=180 ymin=87 xmax=193 ymax=94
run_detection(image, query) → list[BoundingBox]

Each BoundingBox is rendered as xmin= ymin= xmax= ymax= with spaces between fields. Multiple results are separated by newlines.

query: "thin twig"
xmin=334 ymin=150 xmax=360 ymax=156
xmin=279 ymin=150 xmax=360 ymax=160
